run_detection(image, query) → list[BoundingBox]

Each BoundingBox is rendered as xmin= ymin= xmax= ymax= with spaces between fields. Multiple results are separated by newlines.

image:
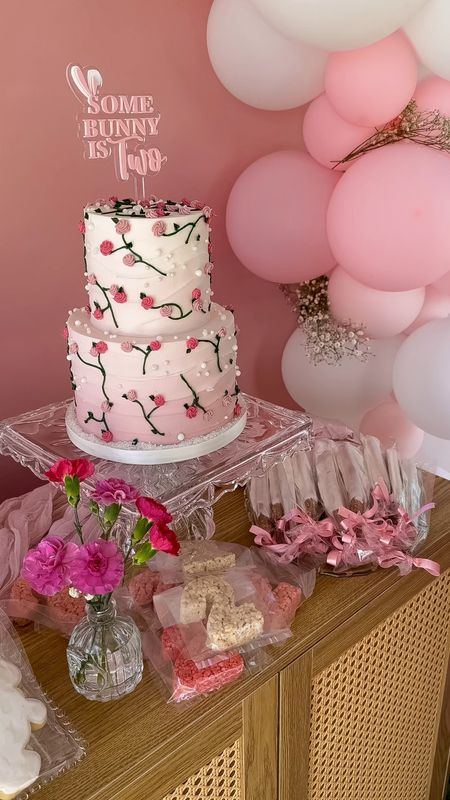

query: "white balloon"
xmin=393 ymin=319 xmax=450 ymax=439
xmin=250 ymin=0 xmax=427 ymax=51
xmin=207 ymin=0 xmax=327 ymax=111
xmin=405 ymin=0 xmax=450 ymax=80
xmin=282 ymin=328 xmax=403 ymax=429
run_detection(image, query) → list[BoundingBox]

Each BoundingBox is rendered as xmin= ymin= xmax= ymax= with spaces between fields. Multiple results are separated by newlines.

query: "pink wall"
xmin=0 ymin=0 xmax=304 ymax=501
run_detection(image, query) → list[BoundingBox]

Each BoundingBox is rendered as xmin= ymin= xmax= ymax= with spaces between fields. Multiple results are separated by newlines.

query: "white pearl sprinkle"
xmin=207 ymin=226 xmax=212 ymax=232
xmin=204 ymin=238 xmax=209 ymax=243
xmin=151 ymin=363 xmax=159 ymax=371
xmin=202 ymin=329 xmax=208 ymax=336
xmin=168 ymin=271 xmax=175 ymax=278
xmin=205 ymin=371 xmax=210 ymax=377
xmin=83 ymin=323 xmax=88 ymax=329
xmin=224 ymin=415 xmax=229 ymax=420
xmin=210 ymin=291 xmax=214 ymax=296
xmin=83 ymin=272 xmax=88 ymax=277
xmin=196 ymin=371 xmax=201 ymax=377
xmin=87 ymin=222 xmax=94 ymax=231
xmin=177 ymin=433 xmax=185 ymax=441
xmin=110 ymin=334 xmax=117 ymax=339
xmin=75 ymin=320 xmax=81 ymax=327
xmin=220 ymin=314 xmax=226 ymax=321
xmin=156 ymin=335 xmax=163 ymax=342
xmin=209 ymin=330 xmax=214 ymax=335
xmin=84 ymin=285 xmax=89 ymax=291
xmin=75 ymin=386 xmax=81 ymax=391
xmin=66 ymin=355 xmax=72 ymax=361
xmin=206 ymin=387 xmax=214 ymax=392
xmin=225 ymin=364 xmax=229 ymax=370
xmin=205 ymin=289 xmax=211 ymax=295
xmin=194 ymin=269 xmax=202 ymax=277
xmin=155 ymin=248 xmax=162 ymax=256
xmin=165 ymin=253 xmax=173 ymax=260
xmin=232 ymin=344 xmax=238 ymax=351
xmin=173 ymin=336 xmax=178 ymax=340
xmin=181 ymin=264 xmax=186 ymax=270
xmin=192 ymin=245 xmax=198 ymax=252
xmin=85 ymin=243 xmax=91 ymax=253
xmin=236 ymin=369 xmax=241 ymax=376
xmin=86 ymin=328 xmax=91 ymax=334
xmin=80 ymin=377 xmax=87 ymax=384
xmin=163 ymin=360 xmax=170 ymax=366
xmin=201 ymin=362 xmax=207 ymax=369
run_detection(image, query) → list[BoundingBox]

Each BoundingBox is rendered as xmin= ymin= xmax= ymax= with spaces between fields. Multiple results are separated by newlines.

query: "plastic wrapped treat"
xmin=46 ymin=589 xmax=86 ymax=628
xmin=0 ymin=609 xmax=85 ymax=797
xmin=206 ymin=601 xmax=264 ymax=651
xmin=334 ymin=441 xmax=370 ymax=514
xmin=314 ymin=439 xmax=347 ymax=517
xmin=180 ymin=541 xmax=237 ymax=576
xmin=291 ymin=450 xmax=321 ymax=520
xmin=360 ymin=434 xmax=391 ymax=491
xmin=9 ymin=578 xmax=39 ymax=628
xmin=179 ymin=576 xmax=235 ymax=625
xmin=246 ymin=470 xmax=272 ymax=531
xmin=128 ymin=570 xmax=162 ymax=608
xmin=172 ymin=653 xmax=245 ymax=702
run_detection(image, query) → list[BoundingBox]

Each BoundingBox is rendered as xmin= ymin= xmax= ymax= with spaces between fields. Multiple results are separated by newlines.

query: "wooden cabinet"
xmin=21 ymin=484 xmax=450 ymax=800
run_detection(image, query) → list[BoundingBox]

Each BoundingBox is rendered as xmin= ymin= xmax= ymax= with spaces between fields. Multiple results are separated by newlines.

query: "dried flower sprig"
xmin=337 ymin=99 xmax=450 ymax=167
xmin=280 ymin=277 xmax=371 ymax=365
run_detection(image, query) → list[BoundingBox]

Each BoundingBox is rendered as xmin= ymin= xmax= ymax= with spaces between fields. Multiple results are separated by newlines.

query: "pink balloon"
xmin=226 ymin=150 xmax=339 ymax=283
xmin=328 ymin=266 xmax=425 ymax=338
xmin=303 ymin=94 xmax=373 ymax=171
xmin=327 ymin=142 xmax=450 ymax=291
xmin=325 ymin=32 xmax=417 ymax=127
xmin=414 ymin=76 xmax=450 ymax=115
xmin=433 ymin=271 xmax=450 ymax=295
xmin=405 ymin=286 xmax=450 ymax=333
xmin=360 ymin=400 xmax=424 ymax=458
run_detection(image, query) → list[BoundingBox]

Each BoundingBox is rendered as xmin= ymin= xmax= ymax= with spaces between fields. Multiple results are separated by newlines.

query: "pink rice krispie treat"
xmin=10 ymin=577 xmax=39 ymax=627
xmin=172 ymin=652 xmax=244 ymax=701
xmin=46 ymin=588 xmax=86 ymax=625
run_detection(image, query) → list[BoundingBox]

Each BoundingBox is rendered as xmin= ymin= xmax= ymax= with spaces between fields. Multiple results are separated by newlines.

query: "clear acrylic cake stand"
xmin=0 ymin=394 xmax=312 ymax=539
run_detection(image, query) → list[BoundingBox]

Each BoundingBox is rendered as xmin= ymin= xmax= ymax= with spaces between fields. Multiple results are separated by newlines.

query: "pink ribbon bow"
xmin=377 ymin=549 xmax=440 ymax=577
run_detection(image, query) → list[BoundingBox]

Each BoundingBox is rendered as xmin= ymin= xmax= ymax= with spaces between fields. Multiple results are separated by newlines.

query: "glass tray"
xmin=0 ymin=395 xmax=311 ymax=537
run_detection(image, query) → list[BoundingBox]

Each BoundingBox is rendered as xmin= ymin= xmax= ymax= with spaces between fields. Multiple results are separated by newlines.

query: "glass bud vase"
xmin=67 ymin=599 xmax=143 ymax=702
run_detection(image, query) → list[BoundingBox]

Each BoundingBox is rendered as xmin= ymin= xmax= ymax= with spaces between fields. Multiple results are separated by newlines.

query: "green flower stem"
xmin=130 ymin=398 xmax=164 ymax=436
xmin=161 ymin=214 xmax=205 ymax=244
xmin=152 ymin=302 xmax=193 ymax=320
xmin=73 ymin=504 xmax=84 ymax=544
xmin=84 ymin=411 xmax=110 ymax=433
xmin=130 ymin=345 xmax=152 ymax=375
xmin=180 ymin=373 xmax=207 ymax=414
xmin=76 ymin=354 xmax=110 ymax=404
xmin=196 ymin=336 xmax=222 ymax=373
xmin=112 ymin=235 xmax=167 ymax=276
xmin=95 ymin=282 xmax=118 ymax=328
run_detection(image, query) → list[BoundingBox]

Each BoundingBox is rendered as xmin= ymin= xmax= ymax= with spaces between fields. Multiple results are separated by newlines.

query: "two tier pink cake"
xmin=65 ymin=197 xmax=245 ymax=462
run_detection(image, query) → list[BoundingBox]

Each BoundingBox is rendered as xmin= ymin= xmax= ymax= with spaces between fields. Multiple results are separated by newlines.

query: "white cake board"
xmin=65 ymin=402 xmax=247 ymax=465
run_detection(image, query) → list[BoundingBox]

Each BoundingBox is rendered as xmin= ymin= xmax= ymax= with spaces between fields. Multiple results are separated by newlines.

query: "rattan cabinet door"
xmin=280 ymin=571 xmax=450 ymax=800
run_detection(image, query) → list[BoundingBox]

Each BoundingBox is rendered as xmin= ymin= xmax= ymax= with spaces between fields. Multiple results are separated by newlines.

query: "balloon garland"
xmin=207 ymin=0 xmax=450 ymax=453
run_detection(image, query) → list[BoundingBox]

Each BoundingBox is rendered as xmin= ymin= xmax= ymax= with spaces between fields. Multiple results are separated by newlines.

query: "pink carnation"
xmin=138 ymin=198 xmax=151 ymax=208
xmin=202 ymin=206 xmax=213 ymax=219
xmin=87 ymin=274 xmax=97 ymax=285
xmin=21 ymin=536 xmax=79 ymax=596
xmin=121 ymin=341 xmax=133 ymax=353
xmin=222 ymin=393 xmax=232 ymax=407
xmin=68 ymin=342 xmax=78 ymax=354
xmin=109 ymin=284 xmax=119 ymax=296
xmin=141 ymin=295 xmax=154 ymax=310
xmin=127 ymin=389 xmax=138 ymax=401
xmin=181 ymin=196 xmax=191 ymax=206
xmin=192 ymin=288 xmax=201 ymax=300
xmin=193 ymin=300 xmax=204 ymax=312
xmin=136 ymin=496 xmax=172 ymax=524
xmin=78 ymin=221 xmax=86 ymax=234
xmin=144 ymin=209 xmax=159 ymax=218
xmin=160 ymin=305 xmax=173 ymax=317
xmin=152 ymin=220 xmax=167 ymax=236
xmin=186 ymin=337 xmax=198 ymax=350
xmin=100 ymin=240 xmax=114 ymax=256
xmin=205 ymin=409 xmax=214 ymax=420
xmin=150 ymin=340 xmax=161 ymax=351
xmin=45 ymin=458 xmax=94 ymax=483
xmin=93 ymin=307 xmax=103 ymax=320
xmin=234 ymin=403 xmax=242 ymax=417
xmin=63 ymin=326 xmax=69 ymax=339
xmin=101 ymin=401 xmax=112 ymax=412
xmin=150 ymin=523 xmax=180 ymax=556
xmin=123 ymin=253 xmax=136 ymax=266
xmin=102 ymin=430 xmax=113 ymax=443
xmin=204 ymin=262 xmax=214 ymax=275
xmin=217 ymin=327 xmax=226 ymax=338
xmin=115 ymin=219 xmax=131 ymax=234
xmin=154 ymin=394 xmax=165 ymax=407
xmin=186 ymin=406 xmax=198 ymax=419
xmin=113 ymin=290 xmax=127 ymax=304
xmin=91 ymin=478 xmax=139 ymax=505
xmin=69 ymin=539 xmax=124 ymax=595
xmin=109 ymin=195 xmax=118 ymax=203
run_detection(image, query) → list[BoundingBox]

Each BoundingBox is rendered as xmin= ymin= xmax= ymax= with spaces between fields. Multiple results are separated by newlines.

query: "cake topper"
xmin=66 ymin=63 xmax=167 ymax=197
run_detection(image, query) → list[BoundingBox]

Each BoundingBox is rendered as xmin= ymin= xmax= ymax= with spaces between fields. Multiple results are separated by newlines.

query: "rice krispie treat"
xmin=180 ymin=575 xmax=235 ymax=624
xmin=206 ymin=601 xmax=264 ymax=650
